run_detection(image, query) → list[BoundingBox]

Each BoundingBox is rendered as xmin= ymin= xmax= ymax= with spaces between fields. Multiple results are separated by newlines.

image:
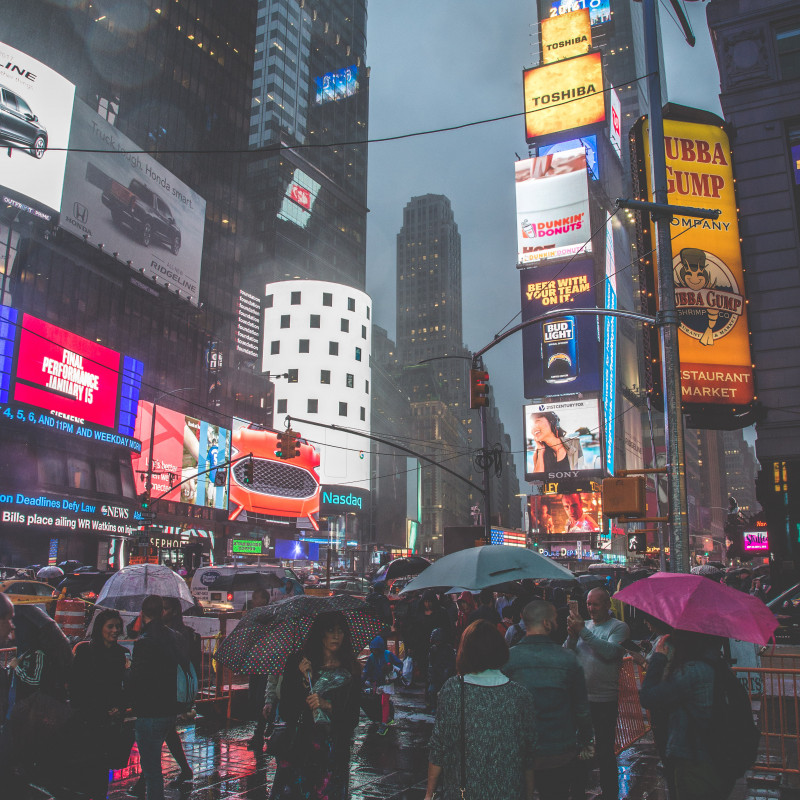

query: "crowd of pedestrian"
xmin=0 ymin=573 xmax=755 ymax=800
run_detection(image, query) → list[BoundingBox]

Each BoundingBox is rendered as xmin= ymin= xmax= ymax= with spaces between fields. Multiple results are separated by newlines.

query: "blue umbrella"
xmin=400 ymin=545 xmax=574 ymax=593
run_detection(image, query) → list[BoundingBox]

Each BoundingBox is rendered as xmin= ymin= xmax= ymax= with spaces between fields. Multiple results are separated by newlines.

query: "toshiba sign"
xmin=523 ymin=51 xmax=605 ymax=140
xmin=541 ymin=8 xmax=591 ymax=64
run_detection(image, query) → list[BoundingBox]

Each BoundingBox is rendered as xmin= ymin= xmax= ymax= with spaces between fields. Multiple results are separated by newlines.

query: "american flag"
xmin=490 ymin=528 xmax=528 ymax=548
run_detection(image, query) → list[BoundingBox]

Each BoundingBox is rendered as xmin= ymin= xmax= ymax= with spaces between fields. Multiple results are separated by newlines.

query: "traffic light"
xmin=242 ymin=457 xmax=254 ymax=484
xmin=139 ymin=489 xmax=156 ymax=523
xmin=286 ymin=429 xmax=301 ymax=459
xmin=275 ymin=431 xmax=286 ymax=459
xmin=627 ymin=532 xmax=647 ymax=552
xmin=602 ymin=477 xmax=646 ymax=518
xmin=469 ymin=368 xmax=489 ymax=409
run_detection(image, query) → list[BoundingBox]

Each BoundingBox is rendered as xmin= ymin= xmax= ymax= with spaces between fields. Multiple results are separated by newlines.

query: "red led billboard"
xmin=14 ymin=314 xmax=121 ymax=427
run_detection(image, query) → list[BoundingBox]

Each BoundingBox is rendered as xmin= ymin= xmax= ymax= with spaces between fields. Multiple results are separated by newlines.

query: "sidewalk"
xmin=105 ymin=685 xmax=800 ymax=800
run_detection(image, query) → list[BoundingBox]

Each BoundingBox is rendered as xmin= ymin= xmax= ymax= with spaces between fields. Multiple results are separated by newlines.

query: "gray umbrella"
xmin=400 ymin=545 xmax=574 ymax=593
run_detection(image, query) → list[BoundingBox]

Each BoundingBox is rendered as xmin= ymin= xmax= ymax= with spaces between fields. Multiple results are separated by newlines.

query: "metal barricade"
xmin=197 ymin=634 xmax=239 ymax=716
xmin=615 ymin=656 xmax=651 ymax=754
xmin=735 ymin=665 xmax=800 ymax=774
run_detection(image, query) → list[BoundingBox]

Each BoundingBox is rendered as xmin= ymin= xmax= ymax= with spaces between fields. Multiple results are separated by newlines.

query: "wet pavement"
xmin=105 ymin=685 xmax=800 ymax=800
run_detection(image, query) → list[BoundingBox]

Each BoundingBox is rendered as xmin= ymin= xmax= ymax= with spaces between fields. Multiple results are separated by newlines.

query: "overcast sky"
xmin=364 ymin=1 xmax=723 ymax=486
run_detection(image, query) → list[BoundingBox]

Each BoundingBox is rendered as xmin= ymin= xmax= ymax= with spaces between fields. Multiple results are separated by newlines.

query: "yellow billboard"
xmin=523 ymin=52 xmax=604 ymax=140
xmin=639 ymin=117 xmax=754 ymax=407
xmin=541 ymin=9 xmax=592 ymax=64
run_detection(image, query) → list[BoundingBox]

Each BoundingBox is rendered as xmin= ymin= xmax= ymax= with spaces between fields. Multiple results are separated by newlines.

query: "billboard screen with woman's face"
xmin=524 ymin=398 xmax=603 ymax=482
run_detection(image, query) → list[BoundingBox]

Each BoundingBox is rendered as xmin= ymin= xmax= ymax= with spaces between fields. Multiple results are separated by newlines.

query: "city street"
xmin=104 ymin=686 xmax=796 ymax=800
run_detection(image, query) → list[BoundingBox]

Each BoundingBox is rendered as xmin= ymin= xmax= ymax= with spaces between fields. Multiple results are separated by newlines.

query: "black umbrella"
xmin=373 ymin=556 xmax=431 ymax=583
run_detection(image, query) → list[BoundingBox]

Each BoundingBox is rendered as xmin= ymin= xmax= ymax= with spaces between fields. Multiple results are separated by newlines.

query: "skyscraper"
xmin=246 ymin=0 xmax=369 ymax=291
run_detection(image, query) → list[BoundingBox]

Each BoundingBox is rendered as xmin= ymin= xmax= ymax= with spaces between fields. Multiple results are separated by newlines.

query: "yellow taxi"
xmin=0 ymin=579 xmax=58 ymax=615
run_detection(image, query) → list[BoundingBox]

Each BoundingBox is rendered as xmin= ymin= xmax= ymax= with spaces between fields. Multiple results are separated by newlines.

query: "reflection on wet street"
xmin=106 ymin=685 xmax=788 ymax=799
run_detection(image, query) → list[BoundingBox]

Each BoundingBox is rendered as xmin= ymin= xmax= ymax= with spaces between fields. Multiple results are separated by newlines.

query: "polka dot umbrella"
xmin=214 ymin=593 xmax=384 ymax=675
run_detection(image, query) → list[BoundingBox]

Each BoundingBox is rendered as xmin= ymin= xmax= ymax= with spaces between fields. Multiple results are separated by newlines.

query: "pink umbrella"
xmin=614 ymin=572 xmax=778 ymax=645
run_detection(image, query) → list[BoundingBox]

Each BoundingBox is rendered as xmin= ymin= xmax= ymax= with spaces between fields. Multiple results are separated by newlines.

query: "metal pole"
xmin=643 ymin=0 xmax=690 ymax=573
xmin=481 ymin=405 xmax=492 ymax=545
xmin=146 ymin=401 xmax=157 ymax=494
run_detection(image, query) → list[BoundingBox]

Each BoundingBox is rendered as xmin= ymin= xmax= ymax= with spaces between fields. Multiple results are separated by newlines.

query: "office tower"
xmin=246 ymin=0 xmax=369 ymax=291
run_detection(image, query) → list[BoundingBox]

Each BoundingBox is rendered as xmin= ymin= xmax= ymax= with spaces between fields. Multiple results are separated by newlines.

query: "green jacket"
xmin=503 ymin=634 xmax=593 ymax=757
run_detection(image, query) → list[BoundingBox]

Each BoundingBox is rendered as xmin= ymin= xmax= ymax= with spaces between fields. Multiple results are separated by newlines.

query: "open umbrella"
xmin=400 ymin=546 xmax=574 ymax=594
xmin=36 ymin=566 xmax=65 ymax=583
xmin=372 ymin=556 xmax=431 ymax=583
xmin=691 ymin=564 xmax=724 ymax=580
xmin=96 ymin=564 xmax=194 ymax=612
xmin=614 ymin=572 xmax=778 ymax=645
xmin=215 ymin=593 xmax=384 ymax=675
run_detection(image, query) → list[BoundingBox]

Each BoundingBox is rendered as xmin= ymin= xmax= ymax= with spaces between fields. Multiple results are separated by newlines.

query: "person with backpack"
xmin=639 ymin=630 xmax=757 ymax=800
xmin=129 ymin=594 xmax=192 ymax=800
xmin=362 ymin=635 xmax=403 ymax=735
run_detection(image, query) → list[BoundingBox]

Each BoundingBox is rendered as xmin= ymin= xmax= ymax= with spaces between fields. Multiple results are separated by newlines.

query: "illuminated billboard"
xmin=275 ymin=538 xmax=320 ymax=561
xmin=228 ymin=417 xmax=321 ymax=528
xmin=743 ymin=530 xmax=769 ymax=552
xmin=538 ymin=135 xmax=598 ymax=179
xmin=530 ymin=491 xmax=601 ymax=535
xmin=277 ymin=169 xmax=321 ymax=229
xmin=524 ymin=398 xmax=603 ymax=482
xmin=609 ymin=87 xmax=622 ymax=158
xmin=314 ymin=65 xmax=358 ymax=104
xmin=548 ymin=0 xmax=611 ymax=27
xmin=0 ymin=41 xmax=75 ymax=220
xmin=523 ymin=52 xmax=604 ymax=141
xmin=516 ymin=149 xmax=591 ymax=265
xmin=541 ymin=9 xmax=591 ymax=64
xmin=603 ymin=218 xmax=617 ymax=476
xmin=0 ymin=306 xmax=142 ymax=450
xmin=635 ymin=115 xmax=754 ymax=407
xmin=520 ymin=258 xmax=601 ymax=398
xmin=132 ymin=402 xmax=230 ymax=510
xmin=60 ymin=101 xmax=207 ymax=305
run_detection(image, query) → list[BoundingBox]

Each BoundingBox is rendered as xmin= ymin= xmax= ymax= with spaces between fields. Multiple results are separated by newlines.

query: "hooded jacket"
xmin=362 ymin=636 xmax=403 ymax=686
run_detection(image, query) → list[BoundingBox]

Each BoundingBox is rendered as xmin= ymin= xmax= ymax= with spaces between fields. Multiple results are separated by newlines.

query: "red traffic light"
xmin=469 ymin=369 xmax=490 ymax=409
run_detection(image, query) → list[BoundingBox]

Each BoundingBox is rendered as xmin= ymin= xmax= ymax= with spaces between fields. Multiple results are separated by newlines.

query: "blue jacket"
xmin=502 ymin=634 xmax=593 ymax=757
xmin=639 ymin=652 xmax=715 ymax=762
xmin=362 ymin=648 xmax=403 ymax=687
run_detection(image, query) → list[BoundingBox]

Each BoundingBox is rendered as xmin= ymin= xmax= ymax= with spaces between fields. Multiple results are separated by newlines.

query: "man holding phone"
xmin=564 ymin=588 xmax=629 ymax=800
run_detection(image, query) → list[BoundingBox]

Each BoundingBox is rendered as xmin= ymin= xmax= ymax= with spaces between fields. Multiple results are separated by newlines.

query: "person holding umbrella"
xmin=269 ymin=611 xmax=362 ymax=800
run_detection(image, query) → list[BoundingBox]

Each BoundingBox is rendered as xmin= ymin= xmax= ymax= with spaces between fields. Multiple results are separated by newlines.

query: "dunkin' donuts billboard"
xmin=515 ymin=148 xmax=592 ymax=265
xmin=634 ymin=113 xmax=754 ymax=409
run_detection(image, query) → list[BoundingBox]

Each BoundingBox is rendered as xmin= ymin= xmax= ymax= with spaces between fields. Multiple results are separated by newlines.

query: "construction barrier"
xmin=735 ymin=662 xmax=800 ymax=775
xmin=615 ymin=656 xmax=650 ymax=755
xmin=55 ymin=599 xmax=86 ymax=639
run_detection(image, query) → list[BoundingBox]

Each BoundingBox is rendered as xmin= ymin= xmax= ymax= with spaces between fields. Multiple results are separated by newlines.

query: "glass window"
xmin=361 ymin=325 xmax=367 ymax=339
xmin=347 ymin=297 xmax=356 ymax=312
xmin=778 ymin=26 xmax=800 ymax=79
xmin=287 ymin=369 xmax=298 ymax=382
xmin=265 ymin=294 xmax=274 ymax=307
xmin=271 ymin=340 xmax=280 ymax=354
xmin=323 ymin=292 xmax=333 ymax=306
xmin=67 ymin=456 xmax=92 ymax=491
xmin=310 ymin=314 xmax=320 ymax=328
xmin=355 ymin=347 xmax=362 ymax=361
xmin=365 ymin=379 xmax=369 ymax=393
xmin=96 ymin=458 xmax=122 ymax=495
xmin=341 ymin=318 xmax=349 ymax=332
xmin=346 ymin=373 xmax=354 ymax=388
xmin=280 ymin=315 xmax=290 ymax=328
xmin=307 ymin=399 xmax=318 ymax=413
xmin=299 ymin=339 xmax=309 ymax=353
xmin=329 ymin=341 xmax=339 ymax=356
xmin=360 ymin=407 xmax=366 ymax=421
xmin=339 ymin=402 xmax=348 ymax=416
xmin=366 ymin=306 xmax=370 ymax=319
xmin=291 ymin=291 xmax=301 ymax=305
xmin=321 ymin=370 xmax=331 ymax=384
xmin=277 ymin=399 xmax=287 ymax=413
xmin=38 ymin=451 xmax=66 ymax=487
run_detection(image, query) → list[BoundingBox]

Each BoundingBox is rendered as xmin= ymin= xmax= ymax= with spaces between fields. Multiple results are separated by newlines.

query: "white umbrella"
xmin=401 ymin=546 xmax=574 ymax=594
xmin=97 ymin=564 xmax=194 ymax=611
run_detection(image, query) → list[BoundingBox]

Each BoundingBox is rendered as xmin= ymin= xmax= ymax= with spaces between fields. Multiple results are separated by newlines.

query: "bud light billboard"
xmin=520 ymin=258 xmax=601 ymax=399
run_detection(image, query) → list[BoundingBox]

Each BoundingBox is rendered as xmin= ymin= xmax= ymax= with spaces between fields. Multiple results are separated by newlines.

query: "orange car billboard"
xmin=523 ymin=51 xmax=604 ymax=140
xmin=637 ymin=116 xmax=754 ymax=407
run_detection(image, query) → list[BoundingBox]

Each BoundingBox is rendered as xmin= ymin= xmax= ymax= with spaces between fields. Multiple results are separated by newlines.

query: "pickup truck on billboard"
xmin=102 ymin=178 xmax=181 ymax=254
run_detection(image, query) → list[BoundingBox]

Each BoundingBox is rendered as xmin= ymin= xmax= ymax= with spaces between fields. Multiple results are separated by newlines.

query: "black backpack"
xmin=707 ymin=660 xmax=760 ymax=778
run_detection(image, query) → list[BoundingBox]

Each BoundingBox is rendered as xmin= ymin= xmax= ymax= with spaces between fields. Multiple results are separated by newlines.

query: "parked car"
xmin=190 ymin=564 xmax=303 ymax=612
xmin=327 ymin=577 xmax=372 ymax=598
xmin=0 ymin=84 xmax=47 ymax=158
xmin=228 ymin=425 xmax=321 ymax=528
xmin=55 ymin=570 xmax=113 ymax=603
xmin=102 ymin=178 xmax=181 ymax=253
xmin=0 ymin=579 xmax=57 ymax=615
